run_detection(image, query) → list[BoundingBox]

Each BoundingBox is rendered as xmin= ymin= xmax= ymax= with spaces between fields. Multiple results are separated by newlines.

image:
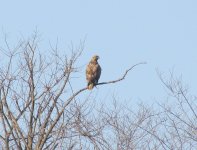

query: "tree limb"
xmin=97 ymin=62 xmax=147 ymax=86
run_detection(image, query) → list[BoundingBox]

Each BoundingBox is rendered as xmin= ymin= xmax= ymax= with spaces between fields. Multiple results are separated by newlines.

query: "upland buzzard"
xmin=86 ymin=55 xmax=101 ymax=90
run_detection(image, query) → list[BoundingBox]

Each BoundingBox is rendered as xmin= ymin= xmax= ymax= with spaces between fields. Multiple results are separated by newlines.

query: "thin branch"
xmin=97 ymin=62 xmax=147 ymax=85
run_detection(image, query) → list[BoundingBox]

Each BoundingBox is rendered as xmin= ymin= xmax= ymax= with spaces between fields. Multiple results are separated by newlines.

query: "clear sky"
xmin=0 ymin=0 xmax=197 ymax=105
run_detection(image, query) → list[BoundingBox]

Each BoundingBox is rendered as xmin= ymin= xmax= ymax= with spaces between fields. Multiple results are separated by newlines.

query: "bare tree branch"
xmin=97 ymin=62 xmax=147 ymax=85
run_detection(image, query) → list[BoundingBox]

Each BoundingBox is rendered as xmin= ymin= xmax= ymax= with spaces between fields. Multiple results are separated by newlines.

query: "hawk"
xmin=86 ymin=55 xmax=101 ymax=90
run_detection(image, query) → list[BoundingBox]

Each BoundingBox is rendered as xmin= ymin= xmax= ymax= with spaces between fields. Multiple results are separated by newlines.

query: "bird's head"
xmin=91 ymin=55 xmax=100 ymax=61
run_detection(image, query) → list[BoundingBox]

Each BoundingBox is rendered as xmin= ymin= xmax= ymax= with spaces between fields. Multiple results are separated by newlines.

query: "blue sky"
xmin=0 ymin=0 xmax=197 ymax=104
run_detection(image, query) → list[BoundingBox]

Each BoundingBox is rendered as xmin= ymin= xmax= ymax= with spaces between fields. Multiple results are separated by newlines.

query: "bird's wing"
xmin=95 ymin=64 xmax=101 ymax=83
xmin=86 ymin=63 xmax=101 ymax=83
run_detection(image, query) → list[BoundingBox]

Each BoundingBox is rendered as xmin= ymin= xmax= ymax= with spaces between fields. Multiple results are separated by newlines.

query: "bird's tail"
xmin=87 ymin=83 xmax=94 ymax=90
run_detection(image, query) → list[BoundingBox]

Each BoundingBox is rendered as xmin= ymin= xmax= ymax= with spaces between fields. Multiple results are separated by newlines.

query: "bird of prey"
xmin=86 ymin=55 xmax=101 ymax=90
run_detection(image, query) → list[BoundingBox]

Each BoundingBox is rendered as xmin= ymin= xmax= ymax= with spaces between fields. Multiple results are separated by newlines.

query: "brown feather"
xmin=86 ymin=55 xmax=101 ymax=90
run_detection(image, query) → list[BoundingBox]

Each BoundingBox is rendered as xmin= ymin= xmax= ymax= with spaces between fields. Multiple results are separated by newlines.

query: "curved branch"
xmin=67 ymin=61 xmax=146 ymax=106
xmin=97 ymin=62 xmax=147 ymax=86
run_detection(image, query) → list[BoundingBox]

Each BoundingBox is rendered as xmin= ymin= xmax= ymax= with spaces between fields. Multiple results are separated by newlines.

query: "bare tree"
xmin=155 ymin=71 xmax=197 ymax=150
xmin=3 ymin=33 xmax=196 ymax=150
xmin=0 ymin=33 xmax=146 ymax=150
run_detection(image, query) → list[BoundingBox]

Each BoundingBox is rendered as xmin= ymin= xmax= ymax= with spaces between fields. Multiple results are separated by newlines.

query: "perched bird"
xmin=86 ymin=55 xmax=101 ymax=90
